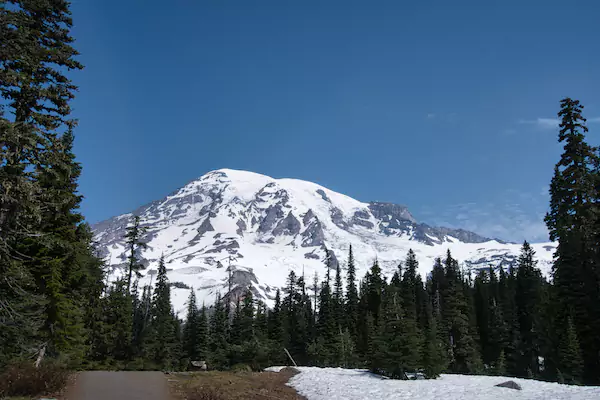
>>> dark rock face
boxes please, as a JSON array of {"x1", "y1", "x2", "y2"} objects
[
  {"x1": 351, "y1": 210, "x2": 374, "y2": 229},
  {"x1": 316, "y1": 189, "x2": 331, "y2": 203},
  {"x1": 304, "y1": 251, "x2": 320, "y2": 260},
  {"x1": 273, "y1": 211, "x2": 301, "y2": 236},
  {"x1": 236, "y1": 219, "x2": 247, "y2": 236},
  {"x1": 330, "y1": 207, "x2": 348, "y2": 229},
  {"x1": 197, "y1": 218, "x2": 215, "y2": 236},
  {"x1": 301, "y1": 215, "x2": 325, "y2": 247},
  {"x1": 302, "y1": 209, "x2": 316, "y2": 225},
  {"x1": 429, "y1": 226, "x2": 490, "y2": 244},
  {"x1": 258, "y1": 205, "x2": 285, "y2": 233},
  {"x1": 368, "y1": 202, "x2": 416, "y2": 224},
  {"x1": 495, "y1": 381, "x2": 522, "y2": 390}
]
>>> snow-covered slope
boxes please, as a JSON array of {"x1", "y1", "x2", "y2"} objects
[
  {"x1": 265, "y1": 367, "x2": 600, "y2": 400},
  {"x1": 92, "y1": 168, "x2": 556, "y2": 313}
]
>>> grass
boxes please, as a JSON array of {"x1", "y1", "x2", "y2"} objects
[{"x1": 168, "y1": 367, "x2": 306, "y2": 400}]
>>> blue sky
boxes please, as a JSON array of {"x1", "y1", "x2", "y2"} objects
[{"x1": 70, "y1": 0, "x2": 600, "y2": 243}]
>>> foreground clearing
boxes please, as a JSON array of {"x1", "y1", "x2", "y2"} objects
[
  {"x1": 167, "y1": 368, "x2": 305, "y2": 400},
  {"x1": 266, "y1": 367, "x2": 600, "y2": 400}
]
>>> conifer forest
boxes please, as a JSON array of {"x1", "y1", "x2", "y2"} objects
[{"x1": 2, "y1": 0, "x2": 600, "y2": 387}]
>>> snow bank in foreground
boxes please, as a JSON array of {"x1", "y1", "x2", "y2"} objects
[{"x1": 266, "y1": 367, "x2": 600, "y2": 400}]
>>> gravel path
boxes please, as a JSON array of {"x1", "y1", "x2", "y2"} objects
[{"x1": 65, "y1": 371, "x2": 171, "y2": 400}]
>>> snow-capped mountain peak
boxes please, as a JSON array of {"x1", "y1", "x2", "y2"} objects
[{"x1": 92, "y1": 169, "x2": 555, "y2": 313}]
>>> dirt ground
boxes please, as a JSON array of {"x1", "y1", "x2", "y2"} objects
[{"x1": 167, "y1": 367, "x2": 306, "y2": 400}]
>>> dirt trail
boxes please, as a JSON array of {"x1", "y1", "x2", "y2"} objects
[{"x1": 65, "y1": 371, "x2": 171, "y2": 400}]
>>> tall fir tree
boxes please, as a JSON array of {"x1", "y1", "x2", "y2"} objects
[
  {"x1": 208, "y1": 293, "x2": 229, "y2": 369},
  {"x1": 0, "y1": 0, "x2": 106, "y2": 367},
  {"x1": 196, "y1": 304, "x2": 209, "y2": 361},
  {"x1": 423, "y1": 300, "x2": 445, "y2": 378},
  {"x1": 557, "y1": 316, "x2": 583, "y2": 384},
  {"x1": 515, "y1": 241, "x2": 543, "y2": 377},
  {"x1": 182, "y1": 289, "x2": 201, "y2": 361},
  {"x1": 124, "y1": 216, "x2": 148, "y2": 293},
  {"x1": 345, "y1": 245, "x2": 359, "y2": 341},
  {"x1": 147, "y1": 255, "x2": 177, "y2": 369},
  {"x1": 545, "y1": 98, "x2": 600, "y2": 384},
  {"x1": 442, "y1": 251, "x2": 481, "y2": 374}
]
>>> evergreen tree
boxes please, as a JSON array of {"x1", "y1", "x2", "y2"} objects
[
  {"x1": 372, "y1": 284, "x2": 422, "y2": 378},
  {"x1": 442, "y1": 251, "x2": 481, "y2": 374},
  {"x1": 147, "y1": 255, "x2": 177, "y2": 369},
  {"x1": 474, "y1": 270, "x2": 492, "y2": 367},
  {"x1": 365, "y1": 259, "x2": 385, "y2": 324},
  {"x1": 333, "y1": 261, "x2": 344, "y2": 332},
  {"x1": 182, "y1": 289, "x2": 201, "y2": 361},
  {"x1": 345, "y1": 245, "x2": 359, "y2": 340},
  {"x1": 0, "y1": 0, "x2": 106, "y2": 367},
  {"x1": 268, "y1": 289, "x2": 284, "y2": 344},
  {"x1": 124, "y1": 216, "x2": 148, "y2": 293},
  {"x1": 316, "y1": 255, "x2": 336, "y2": 365},
  {"x1": 515, "y1": 241, "x2": 543, "y2": 377},
  {"x1": 105, "y1": 279, "x2": 133, "y2": 363},
  {"x1": 558, "y1": 317, "x2": 583, "y2": 384},
  {"x1": 545, "y1": 98, "x2": 600, "y2": 383},
  {"x1": 485, "y1": 267, "x2": 507, "y2": 371},
  {"x1": 423, "y1": 301, "x2": 445, "y2": 378},
  {"x1": 196, "y1": 304, "x2": 209, "y2": 361},
  {"x1": 209, "y1": 294, "x2": 229, "y2": 369}
]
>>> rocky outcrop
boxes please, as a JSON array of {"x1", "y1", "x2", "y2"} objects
[
  {"x1": 258, "y1": 205, "x2": 285, "y2": 233},
  {"x1": 368, "y1": 202, "x2": 416, "y2": 224},
  {"x1": 273, "y1": 211, "x2": 301, "y2": 236},
  {"x1": 301, "y1": 215, "x2": 325, "y2": 247},
  {"x1": 495, "y1": 381, "x2": 521, "y2": 390}
]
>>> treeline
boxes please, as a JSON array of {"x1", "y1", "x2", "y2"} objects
[
  {"x1": 163, "y1": 244, "x2": 578, "y2": 384},
  {"x1": 0, "y1": 0, "x2": 105, "y2": 369}
]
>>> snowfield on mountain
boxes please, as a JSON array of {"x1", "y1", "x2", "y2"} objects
[
  {"x1": 265, "y1": 367, "x2": 600, "y2": 400},
  {"x1": 92, "y1": 168, "x2": 556, "y2": 313}
]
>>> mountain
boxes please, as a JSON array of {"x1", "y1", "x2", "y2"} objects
[{"x1": 92, "y1": 168, "x2": 555, "y2": 313}]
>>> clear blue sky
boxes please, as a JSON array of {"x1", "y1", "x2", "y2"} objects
[{"x1": 70, "y1": 0, "x2": 600, "y2": 242}]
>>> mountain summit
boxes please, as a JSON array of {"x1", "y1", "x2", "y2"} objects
[{"x1": 92, "y1": 168, "x2": 555, "y2": 313}]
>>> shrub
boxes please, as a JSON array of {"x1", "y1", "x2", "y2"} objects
[{"x1": 0, "y1": 361, "x2": 69, "y2": 397}]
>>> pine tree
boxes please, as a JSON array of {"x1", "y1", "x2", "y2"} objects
[
  {"x1": 196, "y1": 304, "x2": 209, "y2": 361},
  {"x1": 182, "y1": 289, "x2": 201, "y2": 361},
  {"x1": 515, "y1": 241, "x2": 543, "y2": 377},
  {"x1": 545, "y1": 98, "x2": 600, "y2": 383},
  {"x1": 147, "y1": 255, "x2": 177, "y2": 369},
  {"x1": 423, "y1": 301, "x2": 445, "y2": 378},
  {"x1": 474, "y1": 270, "x2": 492, "y2": 367},
  {"x1": 345, "y1": 245, "x2": 359, "y2": 341},
  {"x1": 485, "y1": 267, "x2": 507, "y2": 371},
  {"x1": 372, "y1": 284, "x2": 422, "y2": 379},
  {"x1": 124, "y1": 216, "x2": 148, "y2": 293},
  {"x1": 365, "y1": 259, "x2": 385, "y2": 324},
  {"x1": 442, "y1": 251, "x2": 482, "y2": 374},
  {"x1": 105, "y1": 279, "x2": 133, "y2": 363},
  {"x1": 333, "y1": 261, "x2": 344, "y2": 332},
  {"x1": 268, "y1": 289, "x2": 284, "y2": 344},
  {"x1": 317, "y1": 256, "x2": 336, "y2": 365},
  {"x1": 0, "y1": 0, "x2": 106, "y2": 367},
  {"x1": 209, "y1": 294, "x2": 230, "y2": 369}
]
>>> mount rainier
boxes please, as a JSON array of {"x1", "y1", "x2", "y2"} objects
[{"x1": 92, "y1": 169, "x2": 556, "y2": 313}]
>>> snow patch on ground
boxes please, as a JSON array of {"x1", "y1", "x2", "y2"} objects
[{"x1": 267, "y1": 367, "x2": 600, "y2": 400}]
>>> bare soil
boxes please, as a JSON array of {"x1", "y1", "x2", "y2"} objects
[{"x1": 167, "y1": 368, "x2": 306, "y2": 400}]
